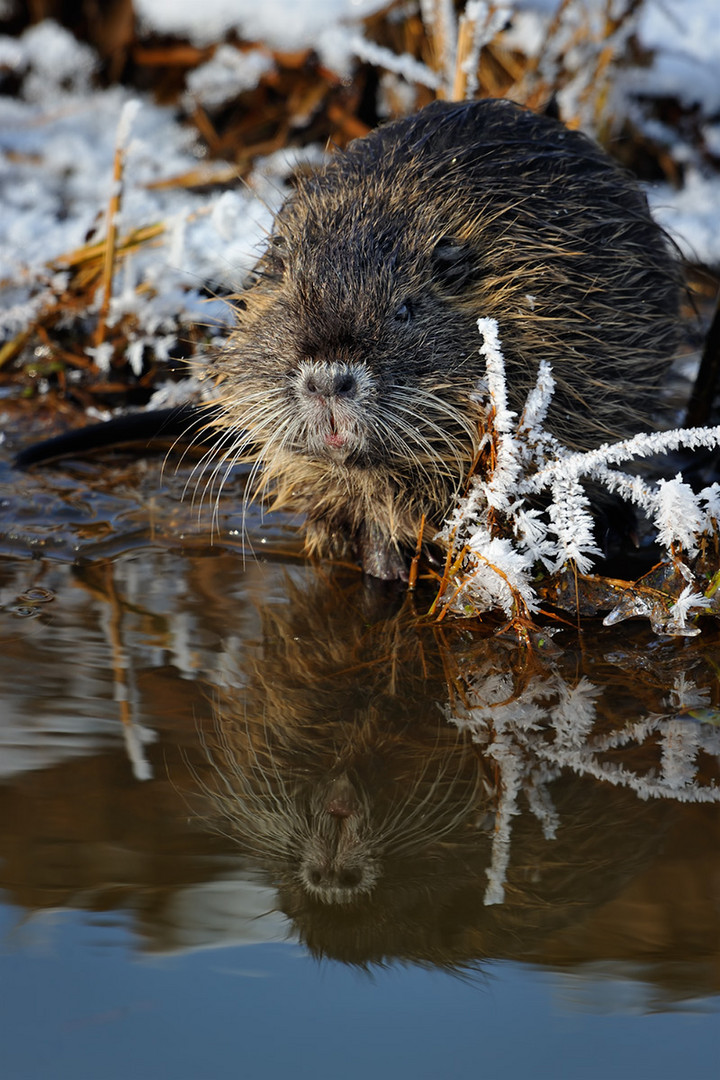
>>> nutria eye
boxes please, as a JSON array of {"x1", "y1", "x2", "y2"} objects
[
  {"x1": 394, "y1": 301, "x2": 413, "y2": 323},
  {"x1": 431, "y1": 236, "x2": 475, "y2": 293}
]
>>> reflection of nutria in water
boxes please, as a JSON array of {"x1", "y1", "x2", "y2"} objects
[
  {"x1": 188, "y1": 578, "x2": 669, "y2": 968},
  {"x1": 208, "y1": 99, "x2": 682, "y2": 578},
  {"x1": 192, "y1": 583, "x2": 486, "y2": 909},
  {"x1": 199, "y1": 699, "x2": 483, "y2": 907}
]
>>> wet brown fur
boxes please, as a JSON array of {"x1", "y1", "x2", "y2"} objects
[{"x1": 205, "y1": 99, "x2": 682, "y2": 578}]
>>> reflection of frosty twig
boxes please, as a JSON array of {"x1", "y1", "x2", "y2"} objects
[
  {"x1": 482, "y1": 728, "x2": 526, "y2": 905},
  {"x1": 451, "y1": 670, "x2": 720, "y2": 905}
]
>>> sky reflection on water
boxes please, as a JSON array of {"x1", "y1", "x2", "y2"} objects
[{"x1": 1, "y1": 904, "x2": 718, "y2": 1080}]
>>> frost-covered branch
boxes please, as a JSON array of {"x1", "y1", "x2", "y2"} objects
[{"x1": 437, "y1": 318, "x2": 720, "y2": 636}]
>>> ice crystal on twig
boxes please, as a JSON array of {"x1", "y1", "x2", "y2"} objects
[
  {"x1": 665, "y1": 584, "x2": 708, "y2": 633},
  {"x1": 546, "y1": 478, "x2": 602, "y2": 574},
  {"x1": 654, "y1": 475, "x2": 713, "y2": 556}
]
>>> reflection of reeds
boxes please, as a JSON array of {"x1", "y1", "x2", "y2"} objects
[
  {"x1": 3, "y1": 556, "x2": 718, "y2": 992},
  {"x1": 451, "y1": 655, "x2": 720, "y2": 906}
]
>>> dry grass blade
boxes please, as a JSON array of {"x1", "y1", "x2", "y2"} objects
[{"x1": 95, "y1": 111, "x2": 129, "y2": 347}]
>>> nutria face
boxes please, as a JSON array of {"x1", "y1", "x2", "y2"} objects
[
  {"x1": 207, "y1": 98, "x2": 682, "y2": 577},
  {"x1": 197, "y1": 723, "x2": 482, "y2": 909},
  {"x1": 216, "y1": 221, "x2": 484, "y2": 478},
  {"x1": 294, "y1": 772, "x2": 381, "y2": 904}
]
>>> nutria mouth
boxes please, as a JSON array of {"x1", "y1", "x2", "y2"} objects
[
  {"x1": 291, "y1": 359, "x2": 378, "y2": 461},
  {"x1": 205, "y1": 98, "x2": 682, "y2": 579}
]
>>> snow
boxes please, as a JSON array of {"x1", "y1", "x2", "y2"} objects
[
  {"x1": 648, "y1": 170, "x2": 720, "y2": 268},
  {"x1": 0, "y1": 24, "x2": 284, "y2": 345},
  {"x1": 184, "y1": 46, "x2": 275, "y2": 109},
  {"x1": 16, "y1": 19, "x2": 98, "y2": 100},
  {"x1": 134, "y1": 0, "x2": 390, "y2": 52},
  {"x1": 635, "y1": 0, "x2": 720, "y2": 113},
  {"x1": 501, "y1": 8, "x2": 546, "y2": 57}
]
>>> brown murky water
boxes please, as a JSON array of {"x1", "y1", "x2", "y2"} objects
[{"x1": 1, "y1": 419, "x2": 719, "y2": 1080}]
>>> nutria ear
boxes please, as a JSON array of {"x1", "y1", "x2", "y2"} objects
[{"x1": 430, "y1": 237, "x2": 475, "y2": 293}]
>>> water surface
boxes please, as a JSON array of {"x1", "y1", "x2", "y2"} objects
[{"x1": 1, "y1": 431, "x2": 719, "y2": 1080}]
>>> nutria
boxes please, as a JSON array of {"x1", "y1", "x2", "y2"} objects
[
  {"x1": 206, "y1": 97, "x2": 681, "y2": 579},
  {"x1": 14, "y1": 99, "x2": 682, "y2": 578}
]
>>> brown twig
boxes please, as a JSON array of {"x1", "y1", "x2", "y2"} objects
[
  {"x1": 408, "y1": 513, "x2": 426, "y2": 591},
  {"x1": 450, "y1": 8, "x2": 477, "y2": 102}
]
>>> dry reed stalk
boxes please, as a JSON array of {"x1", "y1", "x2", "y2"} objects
[
  {"x1": 592, "y1": 0, "x2": 645, "y2": 136},
  {"x1": 421, "y1": 0, "x2": 458, "y2": 98},
  {"x1": 0, "y1": 328, "x2": 32, "y2": 369},
  {"x1": 144, "y1": 164, "x2": 241, "y2": 191},
  {"x1": 94, "y1": 128, "x2": 126, "y2": 347},
  {"x1": 55, "y1": 223, "x2": 165, "y2": 274},
  {"x1": 450, "y1": 8, "x2": 478, "y2": 102}
]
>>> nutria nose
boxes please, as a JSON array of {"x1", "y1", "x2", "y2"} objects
[
  {"x1": 303, "y1": 368, "x2": 357, "y2": 399},
  {"x1": 306, "y1": 865, "x2": 364, "y2": 889}
]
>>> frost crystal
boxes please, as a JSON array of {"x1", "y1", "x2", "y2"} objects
[
  {"x1": 462, "y1": 530, "x2": 538, "y2": 617},
  {"x1": 653, "y1": 475, "x2": 707, "y2": 555},
  {"x1": 701, "y1": 483, "x2": 720, "y2": 522},
  {"x1": 546, "y1": 478, "x2": 602, "y2": 574},
  {"x1": 667, "y1": 585, "x2": 707, "y2": 631},
  {"x1": 518, "y1": 358, "x2": 555, "y2": 435}
]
